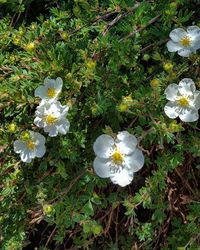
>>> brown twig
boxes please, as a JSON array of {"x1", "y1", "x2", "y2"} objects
[
  {"x1": 174, "y1": 168, "x2": 196, "y2": 197},
  {"x1": 137, "y1": 145, "x2": 150, "y2": 156},
  {"x1": 69, "y1": 10, "x2": 120, "y2": 36},
  {"x1": 102, "y1": 2, "x2": 141, "y2": 36},
  {"x1": 127, "y1": 117, "x2": 138, "y2": 128},
  {"x1": 153, "y1": 212, "x2": 173, "y2": 250},
  {"x1": 115, "y1": 205, "x2": 119, "y2": 245},
  {"x1": 121, "y1": 14, "x2": 162, "y2": 42},
  {"x1": 50, "y1": 170, "x2": 86, "y2": 205},
  {"x1": 137, "y1": 127, "x2": 155, "y2": 144},
  {"x1": 102, "y1": 14, "x2": 123, "y2": 36},
  {"x1": 141, "y1": 38, "x2": 169, "y2": 53},
  {"x1": 104, "y1": 206, "x2": 114, "y2": 235},
  {"x1": 28, "y1": 209, "x2": 44, "y2": 225},
  {"x1": 37, "y1": 168, "x2": 54, "y2": 182},
  {"x1": 45, "y1": 226, "x2": 57, "y2": 247}
]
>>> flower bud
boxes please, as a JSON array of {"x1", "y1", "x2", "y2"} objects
[
  {"x1": 20, "y1": 131, "x2": 30, "y2": 141},
  {"x1": 169, "y1": 2, "x2": 177, "y2": 9},
  {"x1": 18, "y1": 28, "x2": 25, "y2": 36},
  {"x1": 60, "y1": 31, "x2": 69, "y2": 41},
  {"x1": 7, "y1": 123, "x2": 17, "y2": 133},
  {"x1": 169, "y1": 121, "x2": 181, "y2": 133},
  {"x1": 31, "y1": 23, "x2": 37, "y2": 30},
  {"x1": 66, "y1": 72, "x2": 72, "y2": 79},
  {"x1": 13, "y1": 37, "x2": 21, "y2": 45},
  {"x1": 91, "y1": 103, "x2": 99, "y2": 115},
  {"x1": 163, "y1": 62, "x2": 173, "y2": 72},
  {"x1": 24, "y1": 42, "x2": 35, "y2": 52},
  {"x1": 123, "y1": 95, "x2": 133, "y2": 105},
  {"x1": 152, "y1": 52, "x2": 162, "y2": 61},
  {"x1": 86, "y1": 60, "x2": 96, "y2": 70},
  {"x1": 143, "y1": 54, "x2": 150, "y2": 61},
  {"x1": 43, "y1": 204, "x2": 54, "y2": 215},
  {"x1": 147, "y1": 67, "x2": 154, "y2": 74},
  {"x1": 117, "y1": 103, "x2": 129, "y2": 112},
  {"x1": 117, "y1": 95, "x2": 134, "y2": 112},
  {"x1": 150, "y1": 79, "x2": 160, "y2": 88}
]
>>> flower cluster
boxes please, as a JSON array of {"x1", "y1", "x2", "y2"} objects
[
  {"x1": 164, "y1": 26, "x2": 200, "y2": 122},
  {"x1": 34, "y1": 77, "x2": 70, "y2": 137},
  {"x1": 164, "y1": 78, "x2": 200, "y2": 122},
  {"x1": 14, "y1": 77, "x2": 70, "y2": 163}
]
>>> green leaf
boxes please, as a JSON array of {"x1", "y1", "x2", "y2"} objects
[{"x1": 81, "y1": 201, "x2": 94, "y2": 217}]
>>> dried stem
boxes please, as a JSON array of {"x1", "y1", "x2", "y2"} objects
[
  {"x1": 121, "y1": 14, "x2": 162, "y2": 42},
  {"x1": 45, "y1": 226, "x2": 57, "y2": 247}
]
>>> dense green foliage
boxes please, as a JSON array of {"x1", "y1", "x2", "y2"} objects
[{"x1": 0, "y1": 0, "x2": 200, "y2": 249}]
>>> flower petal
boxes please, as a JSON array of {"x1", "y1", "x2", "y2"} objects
[
  {"x1": 192, "y1": 35, "x2": 200, "y2": 50},
  {"x1": 166, "y1": 40, "x2": 183, "y2": 52},
  {"x1": 192, "y1": 91, "x2": 200, "y2": 109},
  {"x1": 31, "y1": 132, "x2": 46, "y2": 145},
  {"x1": 35, "y1": 145, "x2": 46, "y2": 158},
  {"x1": 179, "y1": 108, "x2": 199, "y2": 122},
  {"x1": 93, "y1": 157, "x2": 111, "y2": 178},
  {"x1": 124, "y1": 149, "x2": 144, "y2": 172},
  {"x1": 110, "y1": 168, "x2": 133, "y2": 187},
  {"x1": 44, "y1": 125, "x2": 58, "y2": 137},
  {"x1": 178, "y1": 78, "x2": 196, "y2": 96},
  {"x1": 187, "y1": 26, "x2": 200, "y2": 39},
  {"x1": 169, "y1": 28, "x2": 187, "y2": 42},
  {"x1": 116, "y1": 131, "x2": 137, "y2": 155},
  {"x1": 34, "y1": 117, "x2": 45, "y2": 128},
  {"x1": 55, "y1": 77, "x2": 63, "y2": 92},
  {"x1": 44, "y1": 78, "x2": 56, "y2": 88},
  {"x1": 47, "y1": 102, "x2": 58, "y2": 114},
  {"x1": 93, "y1": 134, "x2": 114, "y2": 158},
  {"x1": 20, "y1": 150, "x2": 32, "y2": 163},
  {"x1": 34, "y1": 86, "x2": 46, "y2": 99},
  {"x1": 193, "y1": 36, "x2": 200, "y2": 52},
  {"x1": 13, "y1": 140, "x2": 26, "y2": 153},
  {"x1": 164, "y1": 101, "x2": 179, "y2": 119},
  {"x1": 59, "y1": 104, "x2": 69, "y2": 116},
  {"x1": 164, "y1": 84, "x2": 179, "y2": 101},
  {"x1": 177, "y1": 48, "x2": 191, "y2": 57},
  {"x1": 57, "y1": 118, "x2": 70, "y2": 134}
]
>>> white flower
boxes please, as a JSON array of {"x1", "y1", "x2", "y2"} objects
[
  {"x1": 167, "y1": 26, "x2": 200, "y2": 57},
  {"x1": 164, "y1": 78, "x2": 200, "y2": 122},
  {"x1": 93, "y1": 131, "x2": 144, "y2": 187},
  {"x1": 14, "y1": 131, "x2": 46, "y2": 163},
  {"x1": 34, "y1": 101, "x2": 70, "y2": 137},
  {"x1": 35, "y1": 77, "x2": 63, "y2": 103}
]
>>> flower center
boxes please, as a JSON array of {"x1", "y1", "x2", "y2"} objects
[
  {"x1": 26, "y1": 140, "x2": 36, "y2": 150},
  {"x1": 47, "y1": 87, "x2": 56, "y2": 98},
  {"x1": 177, "y1": 97, "x2": 189, "y2": 107},
  {"x1": 180, "y1": 36, "x2": 191, "y2": 47},
  {"x1": 111, "y1": 150, "x2": 123, "y2": 165},
  {"x1": 45, "y1": 114, "x2": 57, "y2": 125}
]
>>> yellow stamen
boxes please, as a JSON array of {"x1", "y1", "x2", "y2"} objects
[
  {"x1": 177, "y1": 97, "x2": 189, "y2": 107},
  {"x1": 45, "y1": 114, "x2": 57, "y2": 125},
  {"x1": 47, "y1": 87, "x2": 56, "y2": 98},
  {"x1": 27, "y1": 140, "x2": 35, "y2": 150},
  {"x1": 111, "y1": 150, "x2": 123, "y2": 165},
  {"x1": 180, "y1": 36, "x2": 191, "y2": 47}
]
